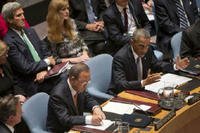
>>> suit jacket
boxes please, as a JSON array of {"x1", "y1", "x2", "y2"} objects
[
  {"x1": 181, "y1": 19, "x2": 200, "y2": 58},
  {"x1": 111, "y1": 44, "x2": 174, "y2": 94},
  {"x1": 0, "y1": 122, "x2": 12, "y2": 133},
  {"x1": 46, "y1": 79, "x2": 99, "y2": 133},
  {"x1": 3, "y1": 28, "x2": 49, "y2": 96},
  {"x1": 154, "y1": 0, "x2": 198, "y2": 59},
  {"x1": 103, "y1": 0, "x2": 151, "y2": 55},
  {"x1": 0, "y1": 62, "x2": 24, "y2": 97},
  {"x1": 69, "y1": 0, "x2": 107, "y2": 41}
]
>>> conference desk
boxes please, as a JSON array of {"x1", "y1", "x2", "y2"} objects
[
  {"x1": 71, "y1": 81, "x2": 200, "y2": 133},
  {"x1": 117, "y1": 86, "x2": 200, "y2": 133}
]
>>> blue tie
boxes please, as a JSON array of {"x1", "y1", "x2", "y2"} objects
[
  {"x1": 84, "y1": 0, "x2": 96, "y2": 23},
  {"x1": 174, "y1": 0, "x2": 190, "y2": 29}
]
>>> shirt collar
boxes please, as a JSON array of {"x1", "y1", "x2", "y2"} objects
[
  {"x1": 11, "y1": 28, "x2": 22, "y2": 36},
  {"x1": 5, "y1": 123, "x2": 14, "y2": 133},
  {"x1": 131, "y1": 45, "x2": 139, "y2": 61},
  {"x1": 67, "y1": 78, "x2": 77, "y2": 97},
  {"x1": 116, "y1": 3, "x2": 129, "y2": 13}
]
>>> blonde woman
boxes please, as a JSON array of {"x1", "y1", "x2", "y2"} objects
[{"x1": 45, "y1": 0, "x2": 89, "y2": 64}]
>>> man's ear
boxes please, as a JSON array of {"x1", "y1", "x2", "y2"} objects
[{"x1": 7, "y1": 18, "x2": 13, "y2": 24}]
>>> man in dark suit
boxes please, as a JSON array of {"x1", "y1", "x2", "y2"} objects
[
  {"x1": 154, "y1": 0, "x2": 198, "y2": 60},
  {"x1": 47, "y1": 63, "x2": 105, "y2": 132},
  {"x1": 181, "y1": 19, "x2": 200, "y2": 58},
  {"x1": 69, "y1": 0, "x2": 107, "y2": 55},
  {"x1": 0, "y1": 95, "x2": 22, "y2": 133},
  {"x1": 47, "y1": 63, "x2": 105, "y2": 133},
  {"x1": 2, "y1": 2, "x2": 57, "y2": 96},
  {"x1": 111, "y1": 29, "x2": 189, "y2": 94},
  {"x1": 103, "y1": 0, "x2": 151, "y2": 55}
]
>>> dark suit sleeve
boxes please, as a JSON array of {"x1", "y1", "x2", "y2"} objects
[
  {"x1": 6, "y1": 38, "x2": 48, "y2": 75},
  {"x1": 112, "y1": 55, "x2": 142, "y2": 92},
  {"x1": 150, "y1": 49, "x2": 174, "y2": 73},
  {"x1": 84, "y1": 91, "x2": 99, "y2": 111},
  {"x1": 49, "y1": 95, "x2": 85, "y2": 129},
  {"x1": 103, "y1": 13, "x2": 131, "y2": 46},
  {"x1": 154, "y1": 0, "x2": 181, "y2": 34}
]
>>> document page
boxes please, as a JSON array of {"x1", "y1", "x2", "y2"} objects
[
  {"x1": 102, "y1": 102, "x2": 151, "y2": 115},
  {"x1": 84, "y1": 119, "x2": 114, "y2": 130},
  {"x1": 145, "y1": 73, "x2": 192, "y2": 93}
]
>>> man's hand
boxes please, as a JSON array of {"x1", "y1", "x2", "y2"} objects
[
  {"x1": 47, "y1": 56, "x2": 56, "y2": 66},
  {"x1": 85, "y1": 21, "x2": 104, "y2": 32},
  {"x1": 91, "y1": 115, "x2": 104, "y2": 126},
  {"x1": 142, "y1": 72, "x2": 161, "y2": 86},
  {"x1": 93, "y1": 107, "x2": 106, "y2": 120},
  {"x1": 175, "y1": 56, "x2": 190, "y2": 70},
  {"x1": 34, "y1": 70, "x2": 47, "y2": 83}
]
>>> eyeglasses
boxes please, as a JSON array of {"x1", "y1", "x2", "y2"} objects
[{"x1": 136, "y1": 43, "x2": 149, "y2": 49}]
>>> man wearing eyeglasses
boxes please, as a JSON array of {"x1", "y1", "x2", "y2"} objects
[
  {"x1": 47, "y1": 63, "x2": 105, "y2": 133},
  {"x1": 111, "y1": 28, "x2": 190, "y2": 94}
]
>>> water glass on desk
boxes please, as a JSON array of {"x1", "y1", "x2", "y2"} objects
[
  {"x1": 113, "y1": 120, "x2": 129, "y2": 133},
  {"x1": 118, "y1": 122, "x2": 130, "y2": 133}
]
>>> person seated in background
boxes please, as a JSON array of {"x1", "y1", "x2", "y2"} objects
[
  {"x1": 0, "y1": 40, "x2": 26, "y2": 103},
  {"x1": 0, "y1": 0, "x2": 29, "y2": 39},
  {"x1": 45, "y1": 0, "x2": 89, "y2": 64},
  {"x1": 103, "y1": 0, "x2": 151, "y2": 55},
  {"x1": 0, "y1": 95, "x2": 22, "y2": 133},
  {"x1": 47, "y1": 63, "x2": 105, "y2": 133},
  {"x1": 111, "y1": 29, "x2": 189, "y2": 94},
  {"x1": 154, "y1": 0, "x2": 198, "y2": 60},
  {"x1": 69, "y1": 0, "x2": 107, "y2": 56},
  {"x1": 2, "y1": 2, "x2": 59, "y2": 96},
  {"x1": 181, "y1": 19, "x2": 200, "y2": 59}
]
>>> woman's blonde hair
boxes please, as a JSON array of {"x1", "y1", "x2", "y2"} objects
[{"x1": 47, "y1": 0, "x2": 77, "y2": 43}]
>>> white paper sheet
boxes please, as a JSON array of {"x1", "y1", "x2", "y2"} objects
[
  {"x1": 145, "y1": 73, "x2": 192, "y2": 93},
  {"x1": 84, "y1": 119, "x2": 114, "y2": 131},
  {"x1": 102, "y1": 102, "x2": 151, "y2": 115}
]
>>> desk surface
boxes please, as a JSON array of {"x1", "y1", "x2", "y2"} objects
[
  {"x1": 71, "y1": 84, "x2": 200, "y2": 133},
  {"x1": 118, "y1": 86, "x2": 200, "y2": 133}
]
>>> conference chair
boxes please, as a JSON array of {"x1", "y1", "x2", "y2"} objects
[
  {"x1": 22, "y1": 92, "x2": 50, "y2": 133},
  {"x1": 171, "y1": 32, "x2": 182, "y2": 59},
  {"x1": 85, "y1": 54, "x2": 114, "y2": 103}
]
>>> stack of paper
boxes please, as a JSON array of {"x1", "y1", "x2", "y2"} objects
[
  {"x1": 102, "y1": 102, "x2": 151, "y2": 115},
  {"x1": 145, "y1": 73, "x2": 192, "y2": 93},
  {"x1": 84, "y1": 119, "x2": 114, "y2": 131}
]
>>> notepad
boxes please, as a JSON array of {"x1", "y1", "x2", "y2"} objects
[
  {"x1": 84, "y1": 119, "x2": 114, "y2": 131},
  {"x1": 102, "y1": 101, "x2": 151, "y2": 115},
  {"x1": 145, "y1": 73, "x2": 192, "y2": 93}
]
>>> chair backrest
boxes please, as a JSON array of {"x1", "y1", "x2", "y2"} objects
[
  {"x1": 85, "y1": 54, "x2": 114, "y2": 101},
  {"x1": 171, "y1": 32, "x2": 182, "y2": 59},
  {"x1": 22, "y1": 92, "x2": 50, "y2": 133}
]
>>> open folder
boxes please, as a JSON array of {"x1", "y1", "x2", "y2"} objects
[{"x1": 45, "y1": 62, "x2": 69, "y2": 79}]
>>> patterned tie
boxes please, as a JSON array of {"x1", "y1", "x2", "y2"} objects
[
  {"x1": 84, "y1": 0, "x2": 96, "y2": 23},
  {"x1": 174, "y1": 0, "x2": 189, "y2": 29},
  {"x1": 136, "y1": 57, "x2": 143, "y2": 81},
  {"x1": 21, "y1": 31, "x2": 41, "y2": 62},
  {"x1": 123, "y1": 8, "x2": 128, "y2": 33}
]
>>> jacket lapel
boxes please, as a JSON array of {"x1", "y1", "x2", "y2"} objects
[{"x1": 65, "y1": 84, "x2": 79, "y2": 115}]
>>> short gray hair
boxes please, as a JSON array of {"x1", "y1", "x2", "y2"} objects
[
  {"x1": 0, "y1": 95, "x2": 19, "y2": 123},
  {"x1": 132, "y1": 29, "x2": 150, "y2": 43},
  {"x1": 1, "y1": 2, "x2": 22, "y2": 22}
]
